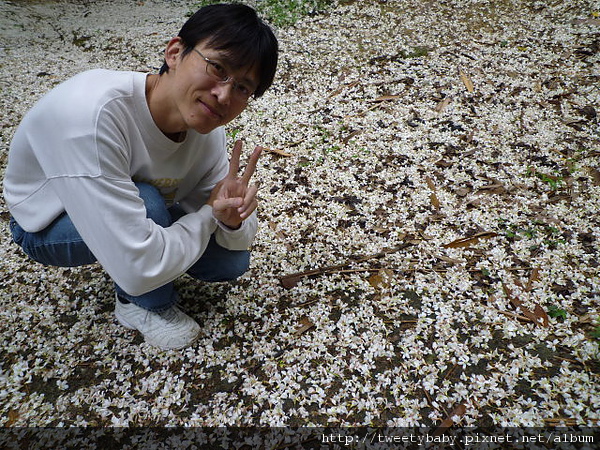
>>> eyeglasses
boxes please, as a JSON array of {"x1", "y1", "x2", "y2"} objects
[{"x1": 191, "y1": 48, "x2": 255, "y2": 102}]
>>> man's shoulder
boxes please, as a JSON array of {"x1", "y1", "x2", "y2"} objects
[
  {"x1": 63, "y1": 69, "x2": 141, "y2": 97},
  {"x1": 24, "y1": 69, "x2": 144, "y2": 131}
]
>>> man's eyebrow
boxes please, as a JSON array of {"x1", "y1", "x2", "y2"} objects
[{"x1": 208, "y1": 51, "x2": 259, "y2": 89}]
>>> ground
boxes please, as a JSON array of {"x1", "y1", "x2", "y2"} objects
[{"x1": 0, "y1": 0, "x2": 599, "y2": 436}]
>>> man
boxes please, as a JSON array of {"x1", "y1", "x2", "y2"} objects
[{"x1": 3, "y1": 4, "x2": 278, "y2": 350}]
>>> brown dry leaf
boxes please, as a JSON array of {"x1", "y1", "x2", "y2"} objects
[
  {"x1": 430, "y1": 193, "x2": 441, "y2": 209},
  {"x1": 280, "y1": 274, "x2": 302, "y2": 289},
  {"x1": 525, "y1": 267, "x2": 541, "y2": 292},
  {"x1": 435, "y1": 159, "x2": 453, "y2": 168},
  {"x1": 342, "y1": 130, "x2": 362, "y2": 145},
  {"x1": 371, "y1": 95, "x2": 402, "y2": 102},
  {"x1": 433, "y1": 404, "x2": 467, "y2": 436},
  {"x1": 466, "y1": 197, "x2": 483, "y2": 208},
  {"x1": 534, "y1": 304, "x2": 550, "y2": 327},
  {"x1": 442, "y1": 232, "x2": 498, "y2": 248},
  {"x1": 294, "y1": 317, "x2": 315, "y2": 336},
  {"x1": 328, "y1": 80, "x2": 360, "y2": 98},
  {"x1": 425, "y1": 176, "x2": 441, "y2": 209},
  {"x1": 6, "y1": 409, "x2": 19, "y2": 426},
  {"x1": 544, "y1": 417, "x2": 578, "y2": 426},
  {"x1": 579, "y1": 313, "x2": 593, "y2": 324},
  {"x1": 368, "y1": 268, "x2": 394, "y2": 290},
  {"x1": 585, "y1": 166, "x2": 600, "y2": 186},
  {"x1": 455, "y1": 187, "x2": 471, "y2": 197},
  {"x1": 503, "y1": 284, "x2": 549, "y2": 327},
  {"x1": 435, "y1": 97, "x2": 452, "y2": 112},
  {"x1": 459, "y1": 69, "x2": 474, "y2": 93},
  {"x1": 478, "y1": 182, "x2": 506, "y2": 195},
  {"x1": 425, "y1": 176, "x2": 437, "y2": 191},
  {"x1": 437, "y1": 254, "x2": 463, "y2": 264},
  {"x1": 264, "y1": 147, "x2": 293, "y2": 157},
  {"x1": 570, "y1": 18, "x2": 600, "y2": 26}
]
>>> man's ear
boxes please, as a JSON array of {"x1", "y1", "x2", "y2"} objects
[{"x1": 164, "y1": 37, "x2": 184, "y2": 70}]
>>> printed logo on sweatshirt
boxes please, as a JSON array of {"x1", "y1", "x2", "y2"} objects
[{"x1": 133, "y1": 176, "x2": 182, "y2": 205}]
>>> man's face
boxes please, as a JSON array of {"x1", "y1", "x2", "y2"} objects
[{"x1": 168, "y1": 39, "x2": 259, "y2": 134}]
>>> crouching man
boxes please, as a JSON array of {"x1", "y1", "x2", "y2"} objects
[{"x1": 3, "y1": 4, "x2": 278, "y2": 350}]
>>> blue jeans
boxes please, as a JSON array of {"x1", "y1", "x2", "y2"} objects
[{"x1": 9, "y1": 183, "x2": 250, "y2": 312}]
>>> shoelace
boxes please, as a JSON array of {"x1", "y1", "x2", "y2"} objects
[{"x1": 158, "y1": 306, "x2": 181, "y2": 324}]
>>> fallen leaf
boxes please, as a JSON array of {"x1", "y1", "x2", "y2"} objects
[
  {"x1": 425, "y1": 176, "x2": 436, "y2": 191},
  {"x1": 544, "y1": 417, "x2": 578, "y2": 426},
  {"x1": 6, "y1": 409, "x2": 19, "y2": 426},
  {"x1": 442, "y1": 232, "x2": 498, "y2": 248},
  {"x1": 371, "y1": 95, "x2": 402, "y2": 102},
  {"x1": 455, "y1": 187, "x2": 471, "y2": 197},
  {"x1": 570, "y1": 18, "x2": 600, "y2": 25},
  {"x1": 294, "y1": 317, "x2": 315, "y2": 336},
  {"x1": 279, "y1": 244, "x2": 413, "y2": 289},
  {"x1": 585, "y1": 166, "x2": 600, "y2": 186},
  {"x1": 342, "y1": 130, "x2": 362, "y2": 145},
  {"x1": 579, "y1": 313, "x2": 593, "y2": 324},
  {"x1": 435, "y1": 159, "x2": 453, "y2": 168},
  {"x1": 534, "y1": 304, "x2": 550, "y2": 327},
  {"x1": 280, "y1": 274, "x2": 302, "y2": 289},
  {"x1": 433, "y1": 404, "x2": 467, "y2": 436},
  {"x1": 525, "y1": 267, "x2": 540, "y2": 292},
  {"x1": 435, "y1": 97, "x2": 452, "y2": 112},
  {"x1": 459, "y1": 69, "x2": 474, "y2": 92},
  {"x1": 436, "y1": 255, "x2": 463, "y2": 264},
  {"x1": 503, "y1": 284, "x2": 549, "y2": 327},
  {"x1": 328, "y1": 80, "x2": 360, "y2": 98},
  {"x1": 264, "y1": 147, "x2": 293, "y2": 157},
  {"x1": 368, "y1": 268, "x2": 394, "y2": 290},
  {"x1": 478, "y1": 181, "x2": 506, "y2": 194},
  {"x1": 430, "y1": 193, "x2": 441, "y2": 209}
]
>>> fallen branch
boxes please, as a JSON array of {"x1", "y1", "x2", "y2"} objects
[{"x1": 279, "y1": 243, "x2": 412, "y2": 288}]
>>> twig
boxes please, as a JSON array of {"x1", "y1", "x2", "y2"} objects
[
  {"x1": 492, "y1": 308, "x2": 531, "y2": 322},
  {"x1": 279, "y1": 243, "x2": 412, "y2": 288}
]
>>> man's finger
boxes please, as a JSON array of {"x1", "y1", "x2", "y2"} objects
[
  {"x1": 241, "y1": 146, "x2": 262, "y2": 184},
  {"x1": 239, "y1": 198, "x2": 258, "y2": 220},
  {"x1": 213, "y1": 197, "x2": 243, "y2": 212},
  {"x1": 228, "y1": 140, "x2": 243, "y2": 178},
  {"x1": 238, "y1": 184, "x2": 258, "y2": 213}
]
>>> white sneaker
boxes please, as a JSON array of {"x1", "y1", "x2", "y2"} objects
[{"x1": 114, "y1": 295, "x2": 200, "y2": 350}]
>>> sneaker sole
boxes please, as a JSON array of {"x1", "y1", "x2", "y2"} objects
[
  {"x1": 115, "y1": 312, "x2": 137, "y2": 330},
  {"x1": 115, "y1": 308, "x2": 200, "y2": 350}
]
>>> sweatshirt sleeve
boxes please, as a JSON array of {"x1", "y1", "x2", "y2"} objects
[
  {"x1": 25, "y1": 97, "x2": 221, "y2": 296},
  {"x1": 48, "y1": 175, "x2": 220, "y2": 297}
]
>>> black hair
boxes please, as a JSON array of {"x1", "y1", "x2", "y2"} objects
[{"x1": 159, "y1": 3, "x2": 278, "y2": 98}]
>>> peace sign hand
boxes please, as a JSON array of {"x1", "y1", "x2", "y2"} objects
[{"x1": 208, "y1": 140, "x2": 262, "y2": 230}]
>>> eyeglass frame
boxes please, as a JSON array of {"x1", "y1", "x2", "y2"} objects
[{"x1": 191, "y1": 48, "x2": 257, "y2": 102}]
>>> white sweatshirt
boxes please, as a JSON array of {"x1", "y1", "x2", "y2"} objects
[{"x1": 4, "y1": 69, "x2": 257, "y2": 296}]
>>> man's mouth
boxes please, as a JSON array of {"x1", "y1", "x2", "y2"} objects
[{"x1": 199, "y1": 100, "x2": 223, "y2": 119}]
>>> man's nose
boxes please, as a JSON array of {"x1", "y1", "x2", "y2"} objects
[{"x1": 212, "y1": 80, "x2": 234, "y2": 104}]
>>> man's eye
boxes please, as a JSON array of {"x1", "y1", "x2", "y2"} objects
[
  {"x1": 236, "y1": 84, "x2": 252, "y2": 96},
  {"x1": 209, "y1": 61, "x2": 227, "y2": 79}
]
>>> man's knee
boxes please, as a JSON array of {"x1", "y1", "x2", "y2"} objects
[
  {"x1": 187, "y1": 242, "x2": 251, "y2": 282},
  {"x1": 135, "y1": 182, "x2": 171, "y2": 228},
  {"x1": 225, "y1": 251, "x2": 251, "y2": 280},
  {"x1": 204, "y1": 250, "x2": 250, "y2": 282}
]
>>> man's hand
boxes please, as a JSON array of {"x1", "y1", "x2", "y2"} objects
[{"x1": 208, "y1": 140, "x2": 262, "y2": 229}]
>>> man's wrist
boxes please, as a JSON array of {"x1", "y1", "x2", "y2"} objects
[{"x1": 218, "y1": 220, "x2": 242, "y2": 231}]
